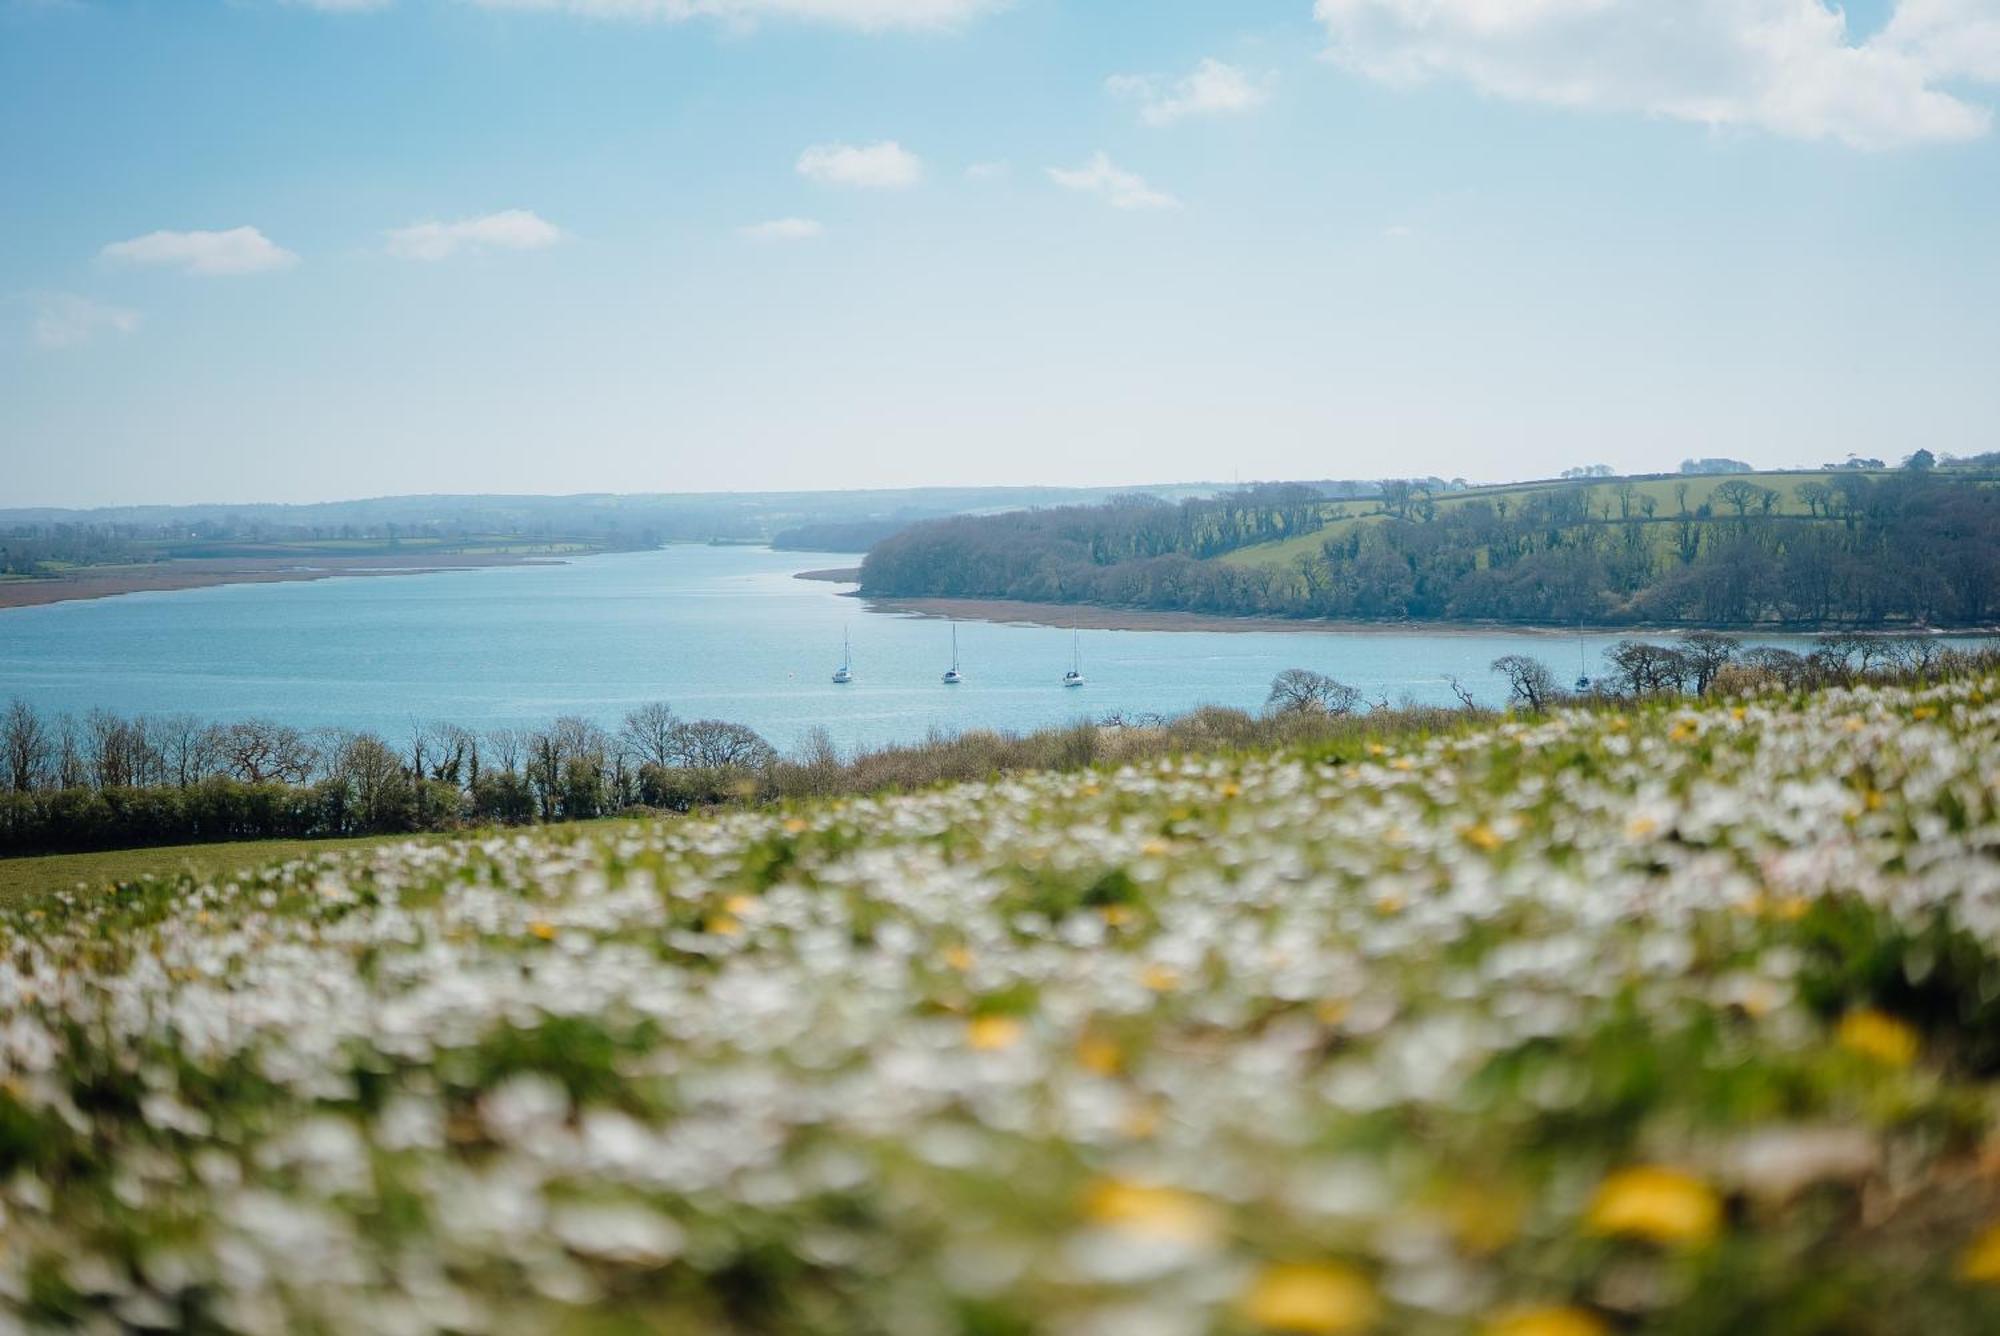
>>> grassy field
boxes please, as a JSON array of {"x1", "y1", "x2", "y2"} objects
[
  {"x1": 1218, "y1": 470, "x2": 1868, "y2": 571},
  {"x1": 5, "y1": 678, "x2": 2000, "y2": 1331},
  {"x1": 0, "y1": 818, "x2": 638, "y2": 910}
]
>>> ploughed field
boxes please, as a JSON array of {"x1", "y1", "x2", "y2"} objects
[{"x1": 5, "y1": 682, "x2": 2000, "y2": 1332}]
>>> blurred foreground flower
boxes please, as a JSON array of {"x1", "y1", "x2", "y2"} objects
[
  {"x1": 1836, "y1": 1009, "x2": 1919, "y2": 1067},
  {"x1": 1239, "y1": 1262, "x2": 1377, "y2": 1334},
  {"x1": 1585, "y1": 1166, "x2": 1721, "y2": 1246}
]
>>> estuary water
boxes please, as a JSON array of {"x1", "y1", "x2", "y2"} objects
[{"x1": 0, "y1": 545, "x2": 1867, "y2": 753}]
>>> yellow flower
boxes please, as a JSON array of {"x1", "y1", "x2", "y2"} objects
[
  {"x1": 1462, "y1": 824, "x2": 1504, "y2": 852},
  {"x1": 1075, "y1": 1032, "x2": 1122, "y2": 1075},
  {"x1": 1912, "y1": 705, "x2": 1938, "y2": 721},
  {"x1": 1585, "y1": 1166, "x2": 1722, "y2": 1246},
  {"x1": 1083, "y1": 1178, "x2": 1218, "y2": 1247},
  {"x1": 1220, "y1": 781, "x2": 1242, "y2": 797},
  {"x1": 967, "y1": 1015, "x2": 1023, "y2": 1051},
  {"x1": 705, "y1": 914, "x2": 743, "y2": 938},
  {"x1": 942, "y1": 944, "x2": 975, "y2": 972},
  {"x1": 782, "y1": 816, "x2": 808, "y2": 833},
  {"x1": 1957, "y1": 1222, "x2": 2000, "y2": 1284},
  {"x1": 1481, "y1": 1306, "x2": 1607, "y2": 1336},
  {"x1": 1625, "y1": 816, "x2": 1658, "y2": 838},
  {"x1": 1837, "y1": 1009, "x2": 1919, "y2": 1067},
  {"x1": 1844, "y1": 717, "x2": 1866, "y2": 733},
  {"x1": 528, "y1": 920, "x2": 557, "y2": 941},
  {"x1": 723, "y1": 893, "x2": 756, "y2": 916},
  {"x1": 1669, "y1": 721, "x2": 1698, "y2": 743},
  {"x1": 1100, "y1": 904, "x2": 1137, "y2": 928},
  {"x1": 1141, "y1": 839, "x2": 1171, "y2": 857},
  {"x1": 1142, "y1": 963, "x2": 1182, "y2": 992},
  {"x1": 1239, "y1": 1262, "x2": 1377, "y2": 1334}
]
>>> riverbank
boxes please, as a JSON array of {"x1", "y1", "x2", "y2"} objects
[
  {"x1": 0, "y1": 552, "x2": 573, "y2": 612},
  {"x1": 855, "y1": 592, "x2": 2000, "y2": 639},
  {"x1": 857, "y1": 593, "x2": 1594, "y2": 637}
]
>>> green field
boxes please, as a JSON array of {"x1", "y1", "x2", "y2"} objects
[
  {"x1": 1218, "y1": 470, "x2": 1872, "y2": 571},
  {"x1": 0, "y1": 818, "x2": 639, "y2": 910},
  {"x1": 5, "y1": 677, "x2": 1999, "y2": 1330}
]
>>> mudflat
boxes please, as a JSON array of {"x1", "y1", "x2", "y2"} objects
[{"x1": 0, "y1": 553, "x2": 561, "y2": 611}]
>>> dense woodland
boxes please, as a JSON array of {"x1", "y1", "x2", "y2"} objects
[{"x1": 862, "y1": 469, "x2": 2000, "y2": 627}]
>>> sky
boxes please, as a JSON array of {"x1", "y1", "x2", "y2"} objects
[{"x1": 2, "y1": 0, "x2": 1998, "y2": 508}]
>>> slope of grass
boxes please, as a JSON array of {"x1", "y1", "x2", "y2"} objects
[
  {"x1": 0, "y1": 819, "x2": 638, "y2": 910},
  {"x1": 1218, "y1": 470, "x2": 1866, "y2": 571},
  {"x1": 4, "y1": 681, "x2": 2000, "y2": 1331}
]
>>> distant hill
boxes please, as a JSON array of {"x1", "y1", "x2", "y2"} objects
[{"x1": 861, "y1": 468, "x2": 2000, "y2": 628}]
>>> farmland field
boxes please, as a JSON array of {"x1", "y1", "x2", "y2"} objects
[
  {"x1": 4, "y1": 679, "x2": 2000, "y2": 1331},
  {"x1": 1217, "y1": 471, "x2": 1878, "y2": 572}
]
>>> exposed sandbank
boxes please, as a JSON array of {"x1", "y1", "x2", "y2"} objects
[{"x1": 0, "y1": 553, "x2": 562, "y2": 612}]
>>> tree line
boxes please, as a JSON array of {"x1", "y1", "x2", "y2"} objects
[
  {"x1": 0, "y1": 701, "x2": 780, "y2": 855},
  {"x1": 862, "y1": 471, "x2": 2000, "y2": 628}
]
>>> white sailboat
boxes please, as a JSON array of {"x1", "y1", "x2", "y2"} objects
[
  {"x1": 832, "y1": 627, "x2": 853, "y2": 684},
  {"x1": 942, "y1": 624, "x2": 964, "y2": 685},
  {"x1": 1063, "y1": 631, "x2": 1085, "y2": 687}
]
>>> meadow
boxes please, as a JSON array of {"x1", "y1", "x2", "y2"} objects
[{"x1": 4, "y1": 674, "x2": 1999, "y2": 1332}]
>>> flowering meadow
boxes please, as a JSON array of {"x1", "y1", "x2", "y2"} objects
[{"x1": 5, "y1": 680, "x2": 2000, "y2": 1334}]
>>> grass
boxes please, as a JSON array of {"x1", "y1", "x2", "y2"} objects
[
  {"x1": 0, "y1": 818, "x2": 637, "y2": 910},
  {"x1": 5, "y1": 676, "x2": 2000, "y2": 1330},
  {"x1": 1217, "y1": 469, "x2": 1890, "y2": 571}
]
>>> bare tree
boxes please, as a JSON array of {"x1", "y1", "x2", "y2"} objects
[
  {"x1": 1607, "y1": 641, "x2": 1695, "y2": 696},
  {"x1": 213, "y1": 720, "x2": 318, "y2": 784},
  {"x1": 667, "y1": 719, "x2": 778, "y2": 770},
  {"x1": 1265, "y1": 669, "x2": 1362, "y2": 717},
  {"x1": 1677, "y1": 631, "x2": 1741, "y2": 695},
  {"x1": 618, "y1": 702, "x2": 680, "y2": 769},
  {"x1": 3, "y1": 698, "x2": 49, "y2": 793},
  {"x1": 1490, "y1": 655, "x2": 1558, "y2": 712},
  {"x1": 155, "y1": 714, "x2": 218, "y2": 787}
]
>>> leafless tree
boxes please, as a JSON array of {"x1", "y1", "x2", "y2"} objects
[
  {"x1": 1265, "y1": 669, "x2": 1362, "y2": 717},
  {"x1": 3, "y1": 698, "x2": 49, "y2": 792},
  {"x1": 213, "y1": 719, "x2": 317, "y2": 784},
  {"x1": 1490, "y1": 655, "x2": 1558, "y2": 712},
  {"x1": 1677, "y1": 631, "x2": 1741, "y2": 695},
  {"x1": 667, "y1": 719, "x2": 777, "y2": 770},
  {"x1": 618, "y1": 702, "x2": 680, "y2": 769}
]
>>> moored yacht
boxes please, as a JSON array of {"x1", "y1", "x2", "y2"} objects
[
  {"x1": 832, "y1": 628, "x2": 854, "y2": 684},
  {"x1": 1063, "y1": 631, "x2": 1085, "y2": 687},
  {"x1": 942, "y1": 624, "x2": 964, "y2": 685}
]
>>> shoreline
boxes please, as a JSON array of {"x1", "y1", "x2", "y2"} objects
[
  {"x1": 847, "y1": 591, "x2": 2000, "y2": 640},
  {"x1": 0, "y1": 553, "x2": 571, "y2": 612}
]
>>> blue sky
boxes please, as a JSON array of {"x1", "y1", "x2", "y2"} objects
[{"x1": 3, "y1": 0, "x2": 1997, "y2": 507}]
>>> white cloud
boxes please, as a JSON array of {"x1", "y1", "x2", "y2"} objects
[
  {"x1": 796, "y1": 140, "x2": 923, "y2": 188},
  {"x1": 739, "y1": 217, "x2": 825, "y2": 241},
  {"x1": 384, "y1": 209, "x2": 564, "y2": 261},
  {"x1": 33, "y1": 295, "x2": 140, "y2": 349},
  {"x1": 1314, "y1": 0, "x2": 2000, "y2": 149},
  {"x1": 460, "y1": 0, "x2": 1002, "y2": 30},
  {"x1": 100, "y1": 226, "x2": 298, "y2": 276},
  {"x1": 1046, "y1": 152, "x2": 1180, "y2": 210},
  {"x1": 1108, "y1": 58, "x2": 1274, "y2": 127}
]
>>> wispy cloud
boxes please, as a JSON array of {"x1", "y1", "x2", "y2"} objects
[
  {"x1": 100, "y1": 227, "x2": 298, "y2": 276},
  {"x1": 384, "y1": 209, "x2": 564, "y2": 261},
  {"x1": 739, "y1": 217, "x2": 824, "y2": 242},
  {"x1": 1046, "y1": 153, "x2": 1180, "y2": 210},
  {"x1": 1107, "y1": 58, "x2": 1274, "y2": 127},
  {"x1": 33, "y1": 294, "x2": 141, "y2": 349},
  {"x1": 458, "y1": 0, "x2": 1004, "y2": 31},
  {"x1": 796, "y1": 140, "x2": 923, "y2": 189},
  {"x1": 1315, "y1": 0, "x2": 2000, "y2": 149}
]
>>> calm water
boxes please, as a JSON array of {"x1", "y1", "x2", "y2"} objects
[{"x1": 0, "y1": 545, "x2": 1880, "y2": 753}]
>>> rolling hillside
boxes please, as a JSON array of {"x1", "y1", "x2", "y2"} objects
[{"x1": 6, "y1": 676, "x2": 2000, "y2": 1330}]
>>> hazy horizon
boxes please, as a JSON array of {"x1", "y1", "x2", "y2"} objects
[{"x1": 6, "y1": 0, "x2": 1998, "y2": 508}]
